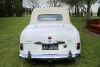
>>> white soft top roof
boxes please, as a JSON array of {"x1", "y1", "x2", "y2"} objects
[{"x1": 30, "y1": 7, "x2": 71, "y2": 24}]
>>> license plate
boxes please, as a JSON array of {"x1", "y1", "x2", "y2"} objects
[{"x1": 42, "y1": 44, "x2": 58, "y2": 50}]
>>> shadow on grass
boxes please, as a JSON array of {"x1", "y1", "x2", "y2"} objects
[{"x1": 23, "y1": 59, "x2": 76, "y2": 67}]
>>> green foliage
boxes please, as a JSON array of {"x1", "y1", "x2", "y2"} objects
[
  {"x1": 0, "y1": 0, "x2": 15, "y2": 17},
  {"x1": 15, "y1": 0, "x2": 24, "y2": 17},
  {"x1": 85, "y1": 0, "x2": 97, "y2": 5},
  {"x1": 0, "y1": 0, "x2": 23, "y2": 17},
  {"x1": 5, "y1": 0, "x2": 15, "y2": 17},
  {"x1": 15, "y1": 7, "x2": 24, "y2": 17},
  {"x1": 0, "y1": 7, "x2": 6, "y2": 17},
  {"x1": 61, "y1": 0, "x2": 97, "y2": 17},
  {"x1": 97, "y1": 6, "x2": 100, "y2": 17}
]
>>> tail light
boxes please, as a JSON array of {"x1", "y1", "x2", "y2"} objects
[
  {"x1": 77, "y1": 43, "x2": 80, "y2": 50},
  {"x1": 20, "y1": 43, "x2": 23, "y2": 50}
]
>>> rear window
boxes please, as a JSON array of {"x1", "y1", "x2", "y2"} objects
[{"x1": 38, "y1": 14, "x2": 63, "y2": 21}]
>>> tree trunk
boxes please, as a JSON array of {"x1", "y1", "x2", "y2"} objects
[
  {"x1": 50, "y1": 0, "x2": 53, "y2": 7},
  {"x1": 87, "y1": 1, "x2": 91, "y2": 20},
  {"x1": 76, "y1": 4, "x2": 79, "y2": 16},
  {"x1": 86, "y1": 0, "x2": 91, "y2": 28},
  {"x1": 69, "y1": 7, "x2": 71, "y2": 16},
  {"x1": 75, "y1": 6, "x2": 77, "y2": 16},
  {"x1": 54, "y1": 0, "x2": 57, "y2": 7}
]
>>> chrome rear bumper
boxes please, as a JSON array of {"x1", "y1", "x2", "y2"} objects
[
  {"x1": 19, "y1": 53, "x2": 81, "y2": 59},
  {"x1": 19, "y1": 54, "x2": 69, "y2": 59}
]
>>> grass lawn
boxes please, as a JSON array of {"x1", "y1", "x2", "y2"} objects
[{"x1": 0, "y1": 16, "x2": 100, "y2": 67}]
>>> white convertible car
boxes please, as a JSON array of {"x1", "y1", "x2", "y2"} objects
[{"x1": 19, "y1": 7, "x2": 81, "y2": 60}]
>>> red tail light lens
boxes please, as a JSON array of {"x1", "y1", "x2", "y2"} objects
[
  {"x1": 77, "y1": 43, "x2": 80, "y2": 50},
  {"x1": 20, "y1": 43, "x2": 23, "y2": 47},
  {"x1": 20, "y1": 43, "x2": 23, "y2": 50},
  {"x1": 77, "y1": 43, "x2": 80, "y2": 46}
]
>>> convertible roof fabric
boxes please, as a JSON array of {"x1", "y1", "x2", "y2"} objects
[{"x1": 30, "y1": 7, "x2": 71, "y2": 24}]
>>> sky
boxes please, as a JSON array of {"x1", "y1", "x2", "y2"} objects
[{"x1": 92, "y1": 3, "x2": 99, "y2": 12}]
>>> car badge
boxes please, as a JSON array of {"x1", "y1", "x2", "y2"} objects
[{"x1": 48, "y1": 36, "x2": 52, "y2": 39}]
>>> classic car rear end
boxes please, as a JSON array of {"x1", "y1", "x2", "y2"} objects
[{"x1": 19, "y1": 7, "x2": 81, "y2": 60}]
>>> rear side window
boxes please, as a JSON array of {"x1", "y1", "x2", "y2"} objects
[{"x1": 38, "y1": 14, "x2": 63, "y2": 21}]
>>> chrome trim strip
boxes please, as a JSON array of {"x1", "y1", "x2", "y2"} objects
[
  {"x1": 19, "y1": 53, "x2": 80, "y2": 59},
  {"x1": 31, "y1": 54, "x2": 69, "y2": 58},
  {"x1": 19, "y1": 54, "x2": 69, "y2": 58}
]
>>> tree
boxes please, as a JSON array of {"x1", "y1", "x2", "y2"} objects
[
  {"x1": 25, "y1": 0, "x2": 42, "y2": 8},
  {"x1": 81, "y1": 9, "x2": 83, "y2": 16},
  {"x1": 91, "y1": 10, "x2": 93, "y2": 16},
  {"x1": 97, "y1": 6, "x2": 100, "y2": 17},
  {"x1": 15, "y1": 0, "x2": 24, "y2": 17},
  {"x1": 0, "y1": 0, "x2": 24, "y2": 17},
  {"x1": 60, "y1": 0, "x2": 85, "y2": 16},
  {"x1": 53, "y1": 0, "x2": 57, "y2": 7},
  {"x1": 60, "y1": 0, "x2": 97, "y2": 17},
  {"x1": 0, "y1": 0, "x2": 4, "y2": 17},
  {"x1": 5, "y1": 0, "x2": 15, "y2": 17},
  {"x1": 84, "y1": 0, "x2": 97, "y2": 27},
  {"x1": 0, "y1": 0, "x2": 15, "y2": 17},
  {"x1": 60, "y1": 0, "x2": 97, "y2": 28},
  {"x1": 24, "y1": 0, "x2": 60, "y2": 8}
]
